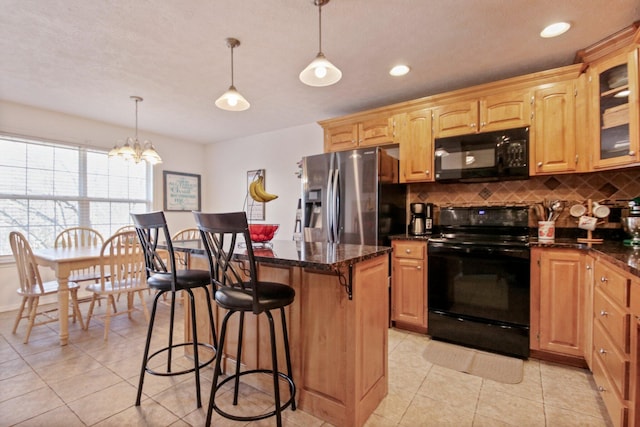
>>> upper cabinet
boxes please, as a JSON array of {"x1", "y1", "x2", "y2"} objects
[
  {"x1": 395, "y1": 107, "x2": 434, "y2": 183},
  {"x1": 588, "y1": 48, "x2": 640, "y2": 169},
  {"x1": 531, "y1": 78, "x2": 581, "y2": 175},
  {"x1": 323, "y1": 116, "x2": 396, "y2": 152},
  {"x1": 433, "y1": 89, "x2": 533, "y2": 138}
]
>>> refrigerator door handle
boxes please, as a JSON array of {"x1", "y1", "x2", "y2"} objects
[
  {"x1": 332, "y1": 168, "x2": 340, "y2": 243},
  {"x1": 326, "y1": 169, "x2": 334, "y2": 243}
]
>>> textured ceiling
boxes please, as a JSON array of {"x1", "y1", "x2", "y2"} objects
[{"x1": 1, "y1": 0, "x2": 639, "y2": 144}]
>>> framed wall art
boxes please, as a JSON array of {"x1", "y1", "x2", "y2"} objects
[{"x1": 163, "y1": 171, "x2": 201, "y2": 212}]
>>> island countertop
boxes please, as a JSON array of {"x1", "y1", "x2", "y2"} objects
[{"x1": 173, "y1": 239, "x2": 392, "y2": 271}]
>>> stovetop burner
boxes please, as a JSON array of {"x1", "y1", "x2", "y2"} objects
[{"x1": 433, "y1": 205, "x2": 530, "y2": 247}]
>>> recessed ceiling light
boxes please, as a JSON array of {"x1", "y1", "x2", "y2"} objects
[
  {"x1": 390, "y1": 65, "x2": 410, "y2": 76},
  {"x1": 540, "y1": 22, "x2": 571, "y2": 38}
]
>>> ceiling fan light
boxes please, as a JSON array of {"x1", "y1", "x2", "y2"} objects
[
  {"x1": 215, "y1": 85, "x2": 250, "y2": 111},
  {"x1": 300, "y1": 52, "x2": 342, "y2": 87}
]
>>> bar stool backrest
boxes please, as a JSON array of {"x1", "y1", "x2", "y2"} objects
[
  {"x1": 193, "y1": 211, "x2": 261, "y2": 314},
  {"x1": 130, "y1": 211, "x2": 178, "y2": 291}
]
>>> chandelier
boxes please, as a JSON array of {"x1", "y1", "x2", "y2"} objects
[{"x1": 109, "y1": 96, "x2": 162, "y2": 164}]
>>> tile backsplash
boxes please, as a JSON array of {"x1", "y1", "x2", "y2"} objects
[{"x1": 409, "y1": 167, "x2": 640, "y2": 229}]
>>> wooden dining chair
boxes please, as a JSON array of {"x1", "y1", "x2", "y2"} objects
[
  {"x1": 114, "y1": 225, "x2": 136, "y2": 234},
  {"x1": 171, "y1": 228, "x2": 200, "y2": 269},
  {"x1": 55, "y1": 226, "x2": 107, "y2": 315},
  {"x1": 84, "y1": 230, "x2": 150, "y2": 340},
  {"x1": 9, "y1": 231, "x2": 85, "y2": 343}
]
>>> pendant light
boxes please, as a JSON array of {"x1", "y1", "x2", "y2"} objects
[
  {"x1": 299, "y1": 0, "x2": 342, "y2": 87},
  {"x1": 215, "y1": 37, "x2": 250, "y2": 111},
  {"x1": 108, "y1": 96, "x2": 162, "y2": 165}
]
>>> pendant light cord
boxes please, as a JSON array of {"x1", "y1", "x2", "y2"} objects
[
  {"x1": 134, "y1": 98, "x2": 139, "y2": 141},
  {"x1": 318, "y1": 3, "x2": 323, "y2": 54},
  {"x1": 230, "y1": 45, "x2": 235, "y2": 87}
]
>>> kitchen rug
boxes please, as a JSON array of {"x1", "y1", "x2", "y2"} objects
[{"x1": 423, "y1": 340, "x2": 523, "y2": 384}]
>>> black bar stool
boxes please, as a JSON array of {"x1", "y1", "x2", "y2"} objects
[
  {"x1": 193, "y1": 211, "x2": 296, "y2": 427},
  {"x1": 131, "y1": 211, "x2": 216, "y2": 408}
]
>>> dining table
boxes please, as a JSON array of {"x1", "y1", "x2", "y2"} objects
[{"x1": 32, "y1": 246, "x2": 104, "y2": 346}]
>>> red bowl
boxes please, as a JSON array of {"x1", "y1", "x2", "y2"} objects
[{"x1": 248, "y1": 224, "x2": 279, "y2": 243}]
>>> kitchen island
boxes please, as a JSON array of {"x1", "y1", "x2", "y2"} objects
[{"x1": 180, "y1": 239, "x2": 392, "y2": 427}]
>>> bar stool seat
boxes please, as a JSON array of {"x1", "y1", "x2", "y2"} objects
[
  {"x1": 194, "y1": 211, "x2": 296, "y2": 427},
  {"x1": 131, "y1": 211, "x2": 217, "y2": 409}
]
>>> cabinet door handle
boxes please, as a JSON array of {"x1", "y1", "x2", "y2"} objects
[
  {"x1": 425, "y1": 170, "x2": 430, "y2": 175},
  {"x1": 416, "y1": 266, "x2": 422, "y2": 270},
  {"x1": 598, "y1": 385, "x2": 606, "y2": 393},
  {"x1": 469, "y1": 123, "x2": 476, "y2": 128},
  {"x1": 537, "y1": 162, "x2": 543, "y2": 167},
  {"x1": 600, "y1": 310, "x2": 608, "y2": 317},
  {"x1": 600, "y1": 276, "x2": 608, "y2": 283},
  {"x1": 629, "y1": 151, "x2": 636, "y2": 156},
  {"x1": 599, "y1": 348, "x2": 607, "y2": 355},
  {"x1": 586, "y1": 265, "x2": 591, "y2": 270}
]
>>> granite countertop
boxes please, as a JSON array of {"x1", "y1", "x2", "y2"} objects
[
  {"x1": 172, "y1": 239, "x2": 392, "y2": 271},
  {"x1": 390, "y1": 234, "x2": 640, "y2": 279}
]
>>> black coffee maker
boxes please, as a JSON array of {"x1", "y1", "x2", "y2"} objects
[{"x1": 409, "y1": 203, "x2": 433, "y2": 235}]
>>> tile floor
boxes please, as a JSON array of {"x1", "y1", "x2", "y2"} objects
[{"x1": 0, "y1": 298, "x2": 613, "y2": 426}]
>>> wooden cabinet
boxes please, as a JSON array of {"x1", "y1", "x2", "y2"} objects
[
  {"x1": 396, "y1": 108, "x2": 434, "y2": 182},
  {"x1": 433, "y1": 88, "x2": 532, "y2": 138},
  {"x1": 585, "y1": 255, "x2": 595, "y2": 368},
  {"x1": 530, "y1": 248, "x2": 585, "y2": 358},
  {"x1": 324, "y1": 116, "x2": 396, "y2": 152},
  {"x1": 630, "y1": 279, "x2": 640, "y2": 427},
  {"x1": 592, "y1": 257, "x2": 632, "y2": 426},
  {"x1": 531, "y1": 79, "x2": 581, "y2": 174},
  {"x1": 588, "y1": 48, "x2": 640, "y2": 170},
  {"x1": 391, "y1": 240, "x2": 427, "y2": 332}
]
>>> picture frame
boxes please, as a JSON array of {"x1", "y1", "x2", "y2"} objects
[
  {"x1": 246, "y1": 169, "x2": 265, "y2": 221},
  {"x1": 163, "y1": 171, "x2": 201, "y2": 212}
]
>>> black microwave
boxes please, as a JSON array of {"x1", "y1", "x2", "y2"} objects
[{"x1": 434, "y1": 127, "x2": 529, "y2": 183}]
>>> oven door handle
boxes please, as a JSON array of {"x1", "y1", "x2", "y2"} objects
[{"x1": 428, "y1": 243, "x2": 529, "y2": 258}]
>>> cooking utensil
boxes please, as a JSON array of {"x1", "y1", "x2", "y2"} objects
[{"x1": 548, "y1": 200, "x2": 563, "y2": 221}]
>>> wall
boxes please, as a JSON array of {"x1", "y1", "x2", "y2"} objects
[
  {"x1": 0, "y1": 101, "x2": 208, "y2": 311},
  {"x1": 203, "y1": 123, "x2": 324, "y2": 240}
]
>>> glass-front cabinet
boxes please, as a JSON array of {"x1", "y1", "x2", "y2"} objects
[{"x1": 589, "y1": 48, "x2": 639, "y2": 169}]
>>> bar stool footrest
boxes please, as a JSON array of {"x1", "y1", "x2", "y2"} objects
[
  {"x1": 212, "y1": 368, "x2": 296, "y2": 422},
  {"x1": 145, "y1": 342, "x2": 216, "y2": 377}
]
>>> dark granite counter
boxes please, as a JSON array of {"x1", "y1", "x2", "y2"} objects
[{"x1": 173, "y1": 239, "x2": 392, "y2": 271}]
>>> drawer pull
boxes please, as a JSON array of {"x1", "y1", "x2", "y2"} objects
[
  {"x1": 600, "y1": 310, "x2": 608, "y2": 317},
  {"x1": 416, "y1": 266, "x2": 422, "y2": 270},
  {"x1": 600, "y1": 276, "x2": 608, "y2": 283},
  {"x1": 405, "y1": 249, "x2": 411, "y2": 254},
  {"x1": 599, "y1": 348, "x2": 607, "y2": 355}
]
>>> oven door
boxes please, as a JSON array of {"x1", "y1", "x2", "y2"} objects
[{"x1": 427, "y1": 241, "x2": 530, "y2": 358}]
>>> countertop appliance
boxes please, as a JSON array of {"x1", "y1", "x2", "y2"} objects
[
  {"x1": 427, "y1": 205, "x2": 530, "y2": 358},
  {"x1": 434, "y1": 127, "x2": 529, "y2": 183},
  {"x1": 409, "y1": 202, "x2": 433, "y2": 235},
  {"x1": 301, "y1": 146, "x2": 406, "y2": 246}
]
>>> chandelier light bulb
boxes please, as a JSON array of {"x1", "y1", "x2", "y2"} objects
[{"x1": 315, "y1": 66, "x2": 328, "y2": 79}]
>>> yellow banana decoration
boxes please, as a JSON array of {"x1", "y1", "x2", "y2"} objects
[
  {"x1": 252, "y1": 175, "x2": 278, "y2": 202},
  {"x1": 249, "y1": 180, "x2": 265, "y2": 202}
]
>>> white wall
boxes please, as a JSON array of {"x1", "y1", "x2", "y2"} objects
[
  {"x1": 203, "y1": 123, "x2": 324, "y2": 240},
  {"x1": 0, "y1": 101, "x2": 208, "y2": 311}
]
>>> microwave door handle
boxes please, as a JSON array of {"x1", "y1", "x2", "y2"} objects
[
  {"x1": 333, "y1": 169, "x2": 340, "y2": 243},
  {"x1": 326, "y1": 169, "x2": 334, "y2": 243}
]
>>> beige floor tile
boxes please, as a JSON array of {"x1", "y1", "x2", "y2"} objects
[
  {"x1": 48, "y1": 365, "x2": 123, "y2": 403},
  {"x1": 544, "y1": 404, "x2": 611, "y2": 427},
  {"x1": 68, "y1": 380, "x2": 139, "y2": 425},
  {"x1": 14, "y1": 404, "x2": 85, "y2": 427},
  {"x1": 92, "y1": 399, "x2": 180, "y2": 427},
  {"x1": 0, "y1": 356, "x2": 33, "y2": 381},
  {"x1": 416, "y1": 365, "x2": 482, "y2": 412},
  {"x1": 0, "y1": 386, "x2": 65, "y2": 425},
  {"x1": 475, "y1": 388, "x2": 545, "y2": 426},
  {"x1": 399, "y1": 393, "x2": 474, "y2": 426},
  {"x1": 372, "y1": 389, "x2": 415, "y2": 424},
  {"x1": 0, "y1": 370, "x2": 47, "y2": 402}
]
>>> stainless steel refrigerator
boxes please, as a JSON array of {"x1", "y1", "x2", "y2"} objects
[{"x1": 301, "y1": 146, "x2": 406, "y2": 246}]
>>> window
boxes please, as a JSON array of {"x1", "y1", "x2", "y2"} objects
[{"x1": 0, "y1": 135, "x2": 152, "y2": 256}]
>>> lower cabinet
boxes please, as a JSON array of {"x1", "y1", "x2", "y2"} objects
[
  {"x1": 391, "y1": 240, "x2": 427, "y2": 332},
  {"x1": 592, "y1": 256, "x2": 633, "y2": 427},
  {"x1": 530, "y1": 248, "x2": 585, "y2": 358}
]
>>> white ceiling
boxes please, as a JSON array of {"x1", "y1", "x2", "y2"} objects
[{"x1": 1, "y1": 0, "x2": 639, "y2": 145}]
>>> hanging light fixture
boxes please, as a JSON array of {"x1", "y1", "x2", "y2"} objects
[
  {"x1": 215, "y1": 37, "x2": 250, "y2": 111},
  {"x1": 299, "y1": 0, "x2": 342, "y2": 87},
  {"x1": 109, "y1": 96, "x2": 162, "y2": 165}
]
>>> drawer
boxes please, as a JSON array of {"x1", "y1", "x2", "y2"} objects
[
  {"x1": 631, "y1": 280, "x2": 640, "y2": 316},
  {"x1": 595, "y1": 260, "x2": 630, "y2": 308},
  {"x1": 592, "y1": 354, "x2": 628, "y2": 427},
  {"x1": 392, "y1": 241, "x2": 425, "y2": 260},
  {"x1": 593, "y1": 287, "x2": 631, "y2": 353},
  {"x1": 593, "y1": 320, "x2": 630, "y2": 399}
]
